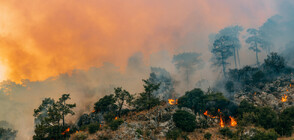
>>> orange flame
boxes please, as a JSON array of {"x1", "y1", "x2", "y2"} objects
[
  {"x1": 281, "y1": 94, "x2": 288, "y2": 102},
  {"x1": 229, "y1": 116, "x2": 237, "y2": 127},
  {"x1": 61, "y1": 128, "x2": 70, "y2": 135},
  {"x1": 168, "y1": 99, "x2": 178, "y2": 105},
  {"x1": 92, "y1": 110, "x2": 95, "y2": 113},
  {"x1": 220, "y1": 117, "x2": 225, "y2": 128},
  {"x1": 115, "y1": 117, "x2": 118, "y2": 120},
  {"x1": 203, "y1": 111, "x2": 216, "y2": 118},
  {"x1": 290, "y1": 84, "x2": 292, "y2": 87}
]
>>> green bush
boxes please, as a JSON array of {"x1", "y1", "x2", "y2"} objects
[
  {"x1": 166, "y1": 128, "x2": 181, "y2": 140},
  {"x1": 275, "y1": 106, "x2": 294, "y2": 136},
  {"x1": 135, "y1": 128, "x2": 143, "y2": 136},
  {"x1": 103, "y1": 112, "x2": 116, "y2": 124},
  {"x1": 204, "y1": 132, "x2": 212, "y2": 140},
  {"x1": 173, "y1": 110, "x2": 196, "y2": 132},
  {"x1": 250, "y1": 129, "x2": 278, "y2": 140},
  {"x1": 219, "y1": 127, "x2": 234, "y2": 138},
  {"x1": 255, "y1": 107, "x2": 278, "y2": 129},
  {"x1": 109, "y1": 119, "x2": 124, "y2": 131},
  {"x1": 88, "y1": 122, "x2": 100, "y2": 134}
]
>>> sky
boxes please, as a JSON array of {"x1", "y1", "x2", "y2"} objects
[
  {"x1": 0, "y1": 0, "x2": 276, "y2": 82},
  {"x1": 0, "y1": 0, "x2": 291, "y2": 139}
]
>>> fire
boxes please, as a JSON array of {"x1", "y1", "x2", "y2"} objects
[
  {"x1": 203, "y1": 111, "x2": 216, "y2": 118},
  {"x1": 61, "y1": 128, "x2": 70, "y2": 135},
  {"x1": 290, "y1": 84, "x2": 292, "y2": 87},
  {"x1": 281, "y1": 94, "x2": 288, "y2": 102},
  {"x1": 229, "y1": 116, "x2": 237, "y2": 127},
  {"x1": 115, "y1": 117, "x2": 118, "y2": 120},
  {"x1": 168, "y1": 99, "x2": 178, "y2": 105},
  {"x1": 92, "y1": 110, "x2": 95, "y2": 113},
  {"x1": 220, "y1": 117, "x2": 225, "y2": 128}
]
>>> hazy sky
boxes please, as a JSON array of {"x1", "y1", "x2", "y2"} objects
[{"x1": 0, "y1": 0, "x2": 276, "y2": 82}]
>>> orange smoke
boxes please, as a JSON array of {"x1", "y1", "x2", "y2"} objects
[{"x1": 0, "y1": 0, "x2": 275, "y2": 82}]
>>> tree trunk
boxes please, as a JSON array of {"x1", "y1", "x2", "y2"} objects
[
  {"x1": 237, "y1": 48, "x2": 241, "y2": 68},
  {"x1": 233, "y1": 47, "x2": 237, "y2": 69},
  {"x1": 255, "y1": 43, "x2": 260, "y2": 66},
  {"x1": 221, "y1": 53, "x2": 226, "y2": 78}
]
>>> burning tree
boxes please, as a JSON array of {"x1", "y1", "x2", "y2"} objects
[{"x1": 33, "y1": 94, "x2": 76, "y2": 140}]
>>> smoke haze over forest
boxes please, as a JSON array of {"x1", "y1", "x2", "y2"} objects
[{"x1": 1, "y1": 0, "x2": 294, "y2": 139}]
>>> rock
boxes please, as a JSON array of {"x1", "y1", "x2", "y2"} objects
[{"x1": 137, "y1": 114, "x2": 149, "y2": 121}]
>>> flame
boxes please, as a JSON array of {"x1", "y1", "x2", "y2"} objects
[
  {"x1": 92, "y1": 110, "x2": 95, "y2": 113},
  {"x1": 290, "y1": 84, "x2": 292, "y2": 87},
  {"x1": 281, "y1": 94, "x2": 288, "y2": 102},
  {"x1": 115, "y1": 117, "x2": 118, "y2": 120},
  {"x1": 168, "y1": 99, "x2": 178, "y2": 105},
  {"x1": 229, "y1": 116, "x2": 237, "y2": 127},
  {"x1": 220, "y1": 117, "x2": 225, "y2": 128},
  {"x1": 203, "y1": 111, "x2": 216, "y2": 118},
  {"x1": 61, "y1": 128, "x2": 70, "y2": 135}
]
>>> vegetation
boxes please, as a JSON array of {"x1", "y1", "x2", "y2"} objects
[
  {"x1": 166, "y1": 128, "x2": 181, "y2": 140},
  {"x1": 33, "y1": 94, "x2": 76, "y2": 140},
  {"x1": 88, "y1": 122, "x2": 100, "y2": 134},
  {"x1": 133, "y1": 79, "x2": 161, "y2": 111},
  {"x1": 109, "y1": 119, "x2": 124, "y2": 131},
  {"x1": 0, "y1": 127, "x2": 17, "y2": 140},
  {"x1": 204, "y1": 132, "x2": 212, "y2": 140},
  {"x1": 219, "y1": 127, "x2": 234, "y2": 138},
  {"x1": 173, "y1": 110, "x2": 196, "y2": 132}
]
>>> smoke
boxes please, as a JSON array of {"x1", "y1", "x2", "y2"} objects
[{"x1": 0, "y1": 0, "x2": 290, "y2": 139}]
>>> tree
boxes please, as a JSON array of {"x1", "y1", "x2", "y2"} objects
[
  {"x1": 211, "y1": 36, "x2": 233, "y2": 77},
  {"x1": 94, "y1": 94, "x2": 117, "y2": 113},
  {"x1": 133, "y1": 79, "x2": 160, "y2": 111},
  {"x1": 263, "y1": 52, "x2": 286, "y2": 74},
  {"x1": 275, "y1": 106, "x2": 294, "y2": 136},
  {"x1": 173, "y1": 52, "x2": 204, "y2": 88},
  {"x1": 33, "y1": 94, "x2": 76, "y2": 140},
  {"x1": 178, "y1": 88, "x2": 205, "y2": 113},
  {"x1": 0, "y1": 127, "x2": 17, "y2": 140},
  {"x1": 217, "y1": 25, "x2": 243, "y2": 68},
  {"x1": 173, "y1": 110, "x2": 196, "y2": 132},
  {"x1": 114, "y1": 87, "x2": 133, "y2": 117}
]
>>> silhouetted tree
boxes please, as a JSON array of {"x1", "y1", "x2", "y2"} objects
[
  {"x1": 114, "y1": 87, "x2": 133, "y2": 117},
  {"x1": 133, "y1": 79, "x2": 160, "y2": 111},
  {"x1": 173, "y1": 52, "x2": 204, "y2": 89},
  {"x1": 211, "y1": 36, "x2": 233, "y2": 77}
]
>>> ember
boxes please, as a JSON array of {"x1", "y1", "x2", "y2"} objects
[
  {"x1": 168, "y1": 99, "x2": 178, "y2": 105},
  {"x1": 281, "y1": 94, "x2": 288, "y2": 102},
  {"x1": 115, "y1": 117, "x2": 118, "y2": 120}
]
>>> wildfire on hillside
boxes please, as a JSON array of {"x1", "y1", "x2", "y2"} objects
[
  {"x1": 168, "y1": 99, "x2": 178, "y2": 105},
  {"x1": 281, "y1": 94, "x2": 288, "y2": 102}
]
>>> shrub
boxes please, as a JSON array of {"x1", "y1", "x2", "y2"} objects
[
  {"x1": 204, "y1": 132, "x2": 212, "y2": 140},
  {"x1": 255, "y1": 107, "x2": 278, "y2": 129},
  {"x1": 109, "y1": 119, "x2": 124, "y2": 131},
  {"x1": 250, "y1": 129, "x2": 278, "y2": 140},
  {"x1": 72, "y1": 131, "x2": 88, "y2": 140},
  {"x1": 219, "y1": 127, "x2": 234, "y2": 138},
  {"x1": 275, "y1": 106, "x2": 294, "y2": 136},
  {"x1": 166, "y1": 128, "x2": 181, "y2": 140},
  {"x1": 103, "y1": 112, "x2": 116, "y2": 124},
  {"x1": 88, "y1": 122, "x2": 100, "y2": 134},
  {"x1": 173, "y1": 110, "x2": 196, "y2": 132}
]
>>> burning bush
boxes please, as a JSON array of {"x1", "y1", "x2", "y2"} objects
[{"x1": 173, "y1": 110, "x2": 196, "y2": 132}]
